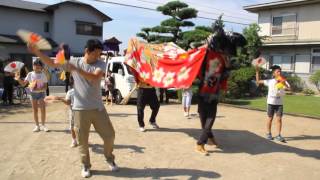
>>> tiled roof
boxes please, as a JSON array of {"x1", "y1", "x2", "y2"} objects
[
  {"x1": 0, "y1": 0, "x2": 47, "y2": 12},
  {"x1": 0, "y1": 34, "x2": 58, "y2": 48}
]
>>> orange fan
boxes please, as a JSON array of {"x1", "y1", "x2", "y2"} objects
[
  {"x1": 276, "y1": 75, "x2": 286, "y2": 89},
  {"x1": 55, "y1": 50, "x2": 66, "y2": 65},
  {"x1": 16, "y1": 29, "x2": 52, "y2": 50}
]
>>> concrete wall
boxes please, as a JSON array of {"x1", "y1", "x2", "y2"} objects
[
  {"x1": 257, "y1": 3, "x2": 320, "y2": 41},
  {"x1": 51, "y1": 3, "x2": 104, "y2": 54},
  {"x1": 258, "y1": 11, "x2": 271, "y2": 37},
  {"x1": 0, "y1": 7, "x2": 51, "y2": 37}
]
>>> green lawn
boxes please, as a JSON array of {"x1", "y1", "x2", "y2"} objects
[{"x1": 225, "y1": 95, "x2": 320, "y2": 118}]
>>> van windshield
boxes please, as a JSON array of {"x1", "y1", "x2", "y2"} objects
[{"x1": 125, "y1": 64, "x2": 133, "y2": 75}]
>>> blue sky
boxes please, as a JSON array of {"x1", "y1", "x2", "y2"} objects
[{"x1": 26, "y1": 0, "x2": 274, "y2": 51}]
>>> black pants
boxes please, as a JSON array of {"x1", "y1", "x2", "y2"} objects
[
  {"x1": 2, "y1": 76, "x2": 14, "y2": 104},
  {"x1": 65, "y1": 78, "x2": 69, "y2": 93},
  {"x1": 137, "y1": 88, "x2": 160, "y2": 127},
  {"x1": 197, "y1": 97, "x2": 218, "y2": 145},
  {"x1": 159, "y1": 88, "x2": 169, "y2": 103},
  {"x1": 46, "y1": 84, "x2": 50, "y2": 96}
]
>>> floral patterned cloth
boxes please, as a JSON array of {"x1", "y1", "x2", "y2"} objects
[{"x1": 124, "y1": 38, "x2": 207, "y2": 88}]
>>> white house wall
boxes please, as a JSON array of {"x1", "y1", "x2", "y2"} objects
[
  {"x1": 258, "y1": 11, "x2": 271, "y2": 36},
  {"x1": 257, "y1": 3, "x2": 320, "y2": 41},
  {"x1": 262, "y1": 46, "x2": 310, "y2": 73},
  {"x1": 295, "y1": 54, "x2": 310, "y2": 73},
  {"x1": 51, "y1": 4, "x2": 104, "y2": 54},
  {"x1": 0, "y1": 7, "x2": 51, "y2": 37},
  {"x1": 297, "y1": 4, "x2": 320, "y2": 40}
]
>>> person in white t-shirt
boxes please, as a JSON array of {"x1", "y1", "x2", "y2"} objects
[
  {"x1": 16, "y1": 59, "x2": 49, "y2": 132},
  {"x1": 255, "y1": 65, "x2": 290, "y2": 143},
  {"x1": 59, "y1": 83, "x2": 77, "y2": 147}
]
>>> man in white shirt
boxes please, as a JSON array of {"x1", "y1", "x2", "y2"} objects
[{"x1": 256, "y1": 65, "x2": 290, "y2": 143}]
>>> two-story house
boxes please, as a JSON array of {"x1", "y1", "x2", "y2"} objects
[
  {"x1": 244, "y1": 0, "x2": 320, "y2": 88},
  {"x1": 0, "y1": 0, "x2": 112, "y2": 69}
]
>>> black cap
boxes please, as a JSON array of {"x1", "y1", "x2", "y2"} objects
[
  {"x1": 85, "y1": 39, "x2": 103, "y2": 52},
  {"x1": 33, "y1": 59, "x2": 43, "y2": 66},
  {"x1": 270, "y1": 65, "x2": 281, "y2": 71}
]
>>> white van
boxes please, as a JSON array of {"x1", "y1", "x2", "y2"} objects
[{"x1": 102, "y1": 56, "x2": 137, "y2": 104}]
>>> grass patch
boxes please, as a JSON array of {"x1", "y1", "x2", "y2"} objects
[{"x1": 225, "y1": 95, "x2": 320, "y2": 118}]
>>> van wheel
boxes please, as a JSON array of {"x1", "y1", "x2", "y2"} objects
[{"x1": 114, "y1": 90, "x2": 123, "y2": 104}]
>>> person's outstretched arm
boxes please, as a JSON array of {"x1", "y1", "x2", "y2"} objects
[
  {"x1": 15, "y1": 72, "x2": 28, "y2": 86},
  {"x1": 28, "y1": 43, "x2": 61, "y2": 68},
  {"x1": 59, "y1": 97, "x2": 71, "y2": 105},
  {"x1": 255, "y1": 66, "x2": 265, "y2": 85}
]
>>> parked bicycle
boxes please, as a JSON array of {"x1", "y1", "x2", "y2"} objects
[{"x1": 13, "y1": 85, "x2": 28, "y2": 103}]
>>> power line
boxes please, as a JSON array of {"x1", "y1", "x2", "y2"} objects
[
  {"x1": 136, "y1": 0, "x2": 256, "y2": 22},
  {"x1": 183, "y1": 0, "x2": 256, "y2": 17},
  {"x1": 92, "y1": 0, "x2": 251, "y2": 26}
]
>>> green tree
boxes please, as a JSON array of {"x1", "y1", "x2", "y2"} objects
[
  {"x1": 235, "y1": 23, "x2": 263, "y2": 67},
  {"x1": 154, "y1": 1, "x2": 196, "y2": 44},
  {"x1": 137, "y1": 1, "x2": 210, "y2": 49},
  {"x1": 181, "y1": 26, "x2": 212, "y2": 48},
  {"x1": 309, "y1": 70, "x2": 320, "y2": 92},
  {"x1": 136, "y1": 28, "x2": 153, "y2": 43}
]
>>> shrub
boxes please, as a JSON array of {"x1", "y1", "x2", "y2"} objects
[
  {"x1": 302, "y1": 88, "x2": 315, "y2": 96},
  {"x1": 226, "y1": 67, "x2": 256, "y2": 98},
  {"x1": 309, "y1": 70, "x2": 320, "y2": 92},
  {"x1": 286, "y1": 74, "x2": 304, "y2": 92}
]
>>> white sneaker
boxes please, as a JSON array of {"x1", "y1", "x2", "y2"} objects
[
  {"x1": 184, "y1": 112, "x2": 188, "y2": 117},
  {"x1": 33, "y1": 125, "x2": 40, "y2": 132},
  {"x1": 107, "y1": 161, "x2": 119, "y2": 172},
  {"x1": 70, "y1": 140, "x2": 78, "y2": 148},
  {"x1": 40, "y1": 125, "x2": 49, "y2": 132},
  {"x1": 150, "y1": 122, "x2": 159, "y2": 129},
  {"x1": 139, "y1": 127, "x2": 146, "y2": 132},
  {"x1": 81, "y1": 166, "x2": 91, "y2": 178}
]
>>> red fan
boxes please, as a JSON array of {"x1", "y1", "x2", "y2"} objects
[
  {"x1": 252, "y1": 57, "x2": 266, "y2": 67},
  {"x1": 4, "y1": 61, "x2": 24, "y2": 73}
]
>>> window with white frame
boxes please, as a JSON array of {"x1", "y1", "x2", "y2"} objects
[
  {"x1": 271, "y1": 55, "x2": 294, "y2": 71},
  {"x1": 311, "y1": 48, "x2": 320, "y2": 72},
  {"x1": 272, "y1": 14, "x2": 297, "y2": 36}
]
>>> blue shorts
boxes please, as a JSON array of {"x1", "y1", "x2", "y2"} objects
[{"x1": 30, "y1": 92, "x2": 46, "y2": 100}]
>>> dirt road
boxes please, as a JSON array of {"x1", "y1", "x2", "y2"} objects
[{"x1": 0, "y1": 102, "x2": 319, "y2": 179}]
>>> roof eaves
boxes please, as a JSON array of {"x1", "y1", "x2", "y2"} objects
[
  {"x1": 244, "y1": 0, "x2": 311, "y2": 12},
  {"x1": 0, "y1": 0, "x2": 47, "y2": 12},
  {"x1": 44, "y1": 1, "x2": 112, "y2": 22}
]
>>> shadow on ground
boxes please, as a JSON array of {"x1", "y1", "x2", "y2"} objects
[
  {"x1": 224, "y1": 99, "x2": 251, "y2": 106},
  {"x1": 108, "y1": 113, "x2": 137, "y2": 117},
  {"x1": 90, "y1": 144, "x2": 146, "y2": 154},
  {"x1": 148, "y1": 128, "x2": 320, "y2": 160},
  {"x1": 0, "y1": 103, "x2": 32, "y2": 118},
  {"x1": 91, "y1": 167, "x2": 220, "y2": 179}
]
